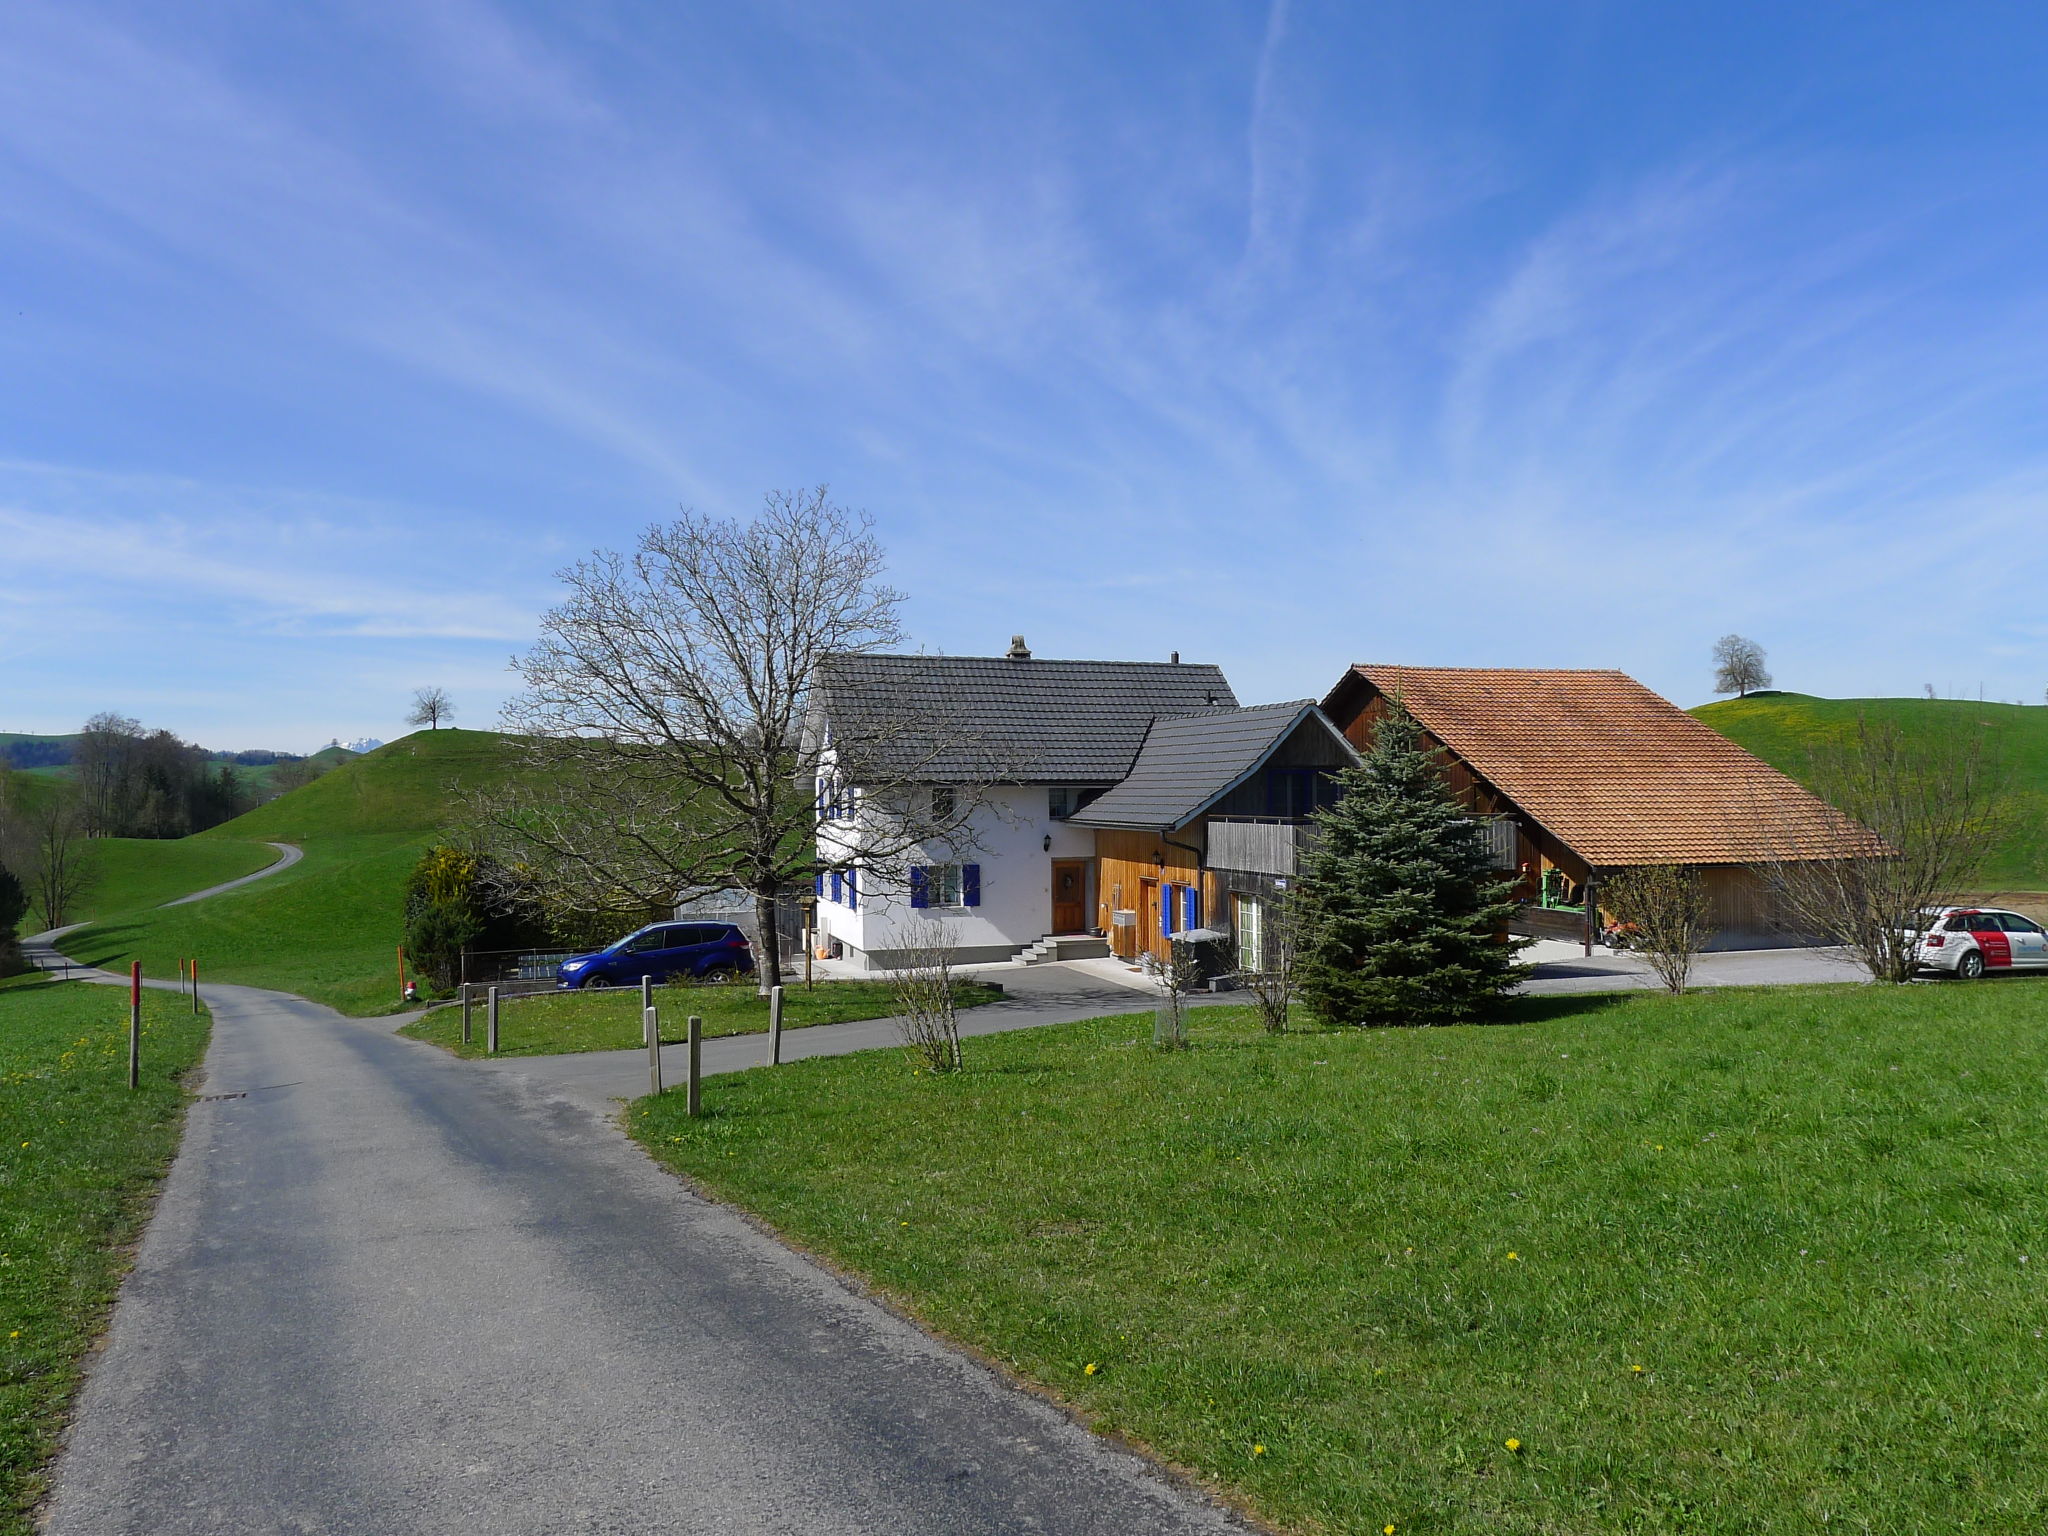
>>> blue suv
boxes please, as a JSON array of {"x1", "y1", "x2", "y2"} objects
[{"x1": 555, "y1": 922, "x2": 755, "y2": 990}]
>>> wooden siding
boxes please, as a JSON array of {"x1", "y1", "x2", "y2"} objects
[{"x1": 1094, "y1": 826, "x2": 1221, "y2": 962}]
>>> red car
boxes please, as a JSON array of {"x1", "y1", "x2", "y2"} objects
[{"x1": 1911, "y1": 907, "x2": 2048, "y2": 979}]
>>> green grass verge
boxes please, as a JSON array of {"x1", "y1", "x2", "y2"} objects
[
  {"x1": 634, "y1": 980, "x2": 2048, "y2": 1534},
  {"x1": 26, "y1": 837, "x2": 278, "y2": 934},
  {"x1": 0, "y1": 974, "x2": 209, "y2": 1534},
  {"x1": 401, "y1": 978, "x2": 1004, "y2": 1058},
  {"x1": 1695, "y1": 692, "x2": 2048, "y2": 887},
  {"x1": 64, "y1": 730, "x2": 519, "y2": 1015}
]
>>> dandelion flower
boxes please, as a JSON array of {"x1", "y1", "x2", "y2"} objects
[
  {"x1": 1084, "y1": 1362, "x2": 1099, "y2": 1376},
  {"x1": 1386, "y1": 1526, "x2": 1396, "y2": 1535},
  {"x1": 1252, "y1": 1444, "x2": 1266, "y2": 1456},
  {"x1": 1505, "y1": 1438, "x2": 1522, "y2": 1453},
  {"x1": 1631, "y1": 1364, "x2": 1645, "y2": 1374},
  {"x1": 1506, "y1": 1252, "x2": 1519, "y2": 1261}
]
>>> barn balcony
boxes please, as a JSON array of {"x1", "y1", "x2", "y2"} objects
[{"x1": 1206, "y1": 816, "x2": 1315, "y2": 878}]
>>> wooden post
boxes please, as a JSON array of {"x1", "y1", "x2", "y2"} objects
[
  {"x1": 397, "y1": 945, "x2": 409, "y2": 1004},
  {"x1": 646, "y1": 1005, "x2": 663, "y2": 1096},
  {"x1": 486, "y1": 986, "x2": 500, "y2": 1054},
  {"x1": 768, "y1": 984, "x2": 784, "y2": 1066},
  {"x1": 461, "y1": 985, "x2": 473, "y2": 1045},
  {"x1": 686, "y1": 1015, "x2": 702, "y2": 1117},
  {"x1": 1583, "y1": 878, "x2": 1597, "y2": 958},
  {"x1": 128, "y1": 961, "x2": 141, "y2": 1090},
  {"x1": 191, "y1": 960, "x2": 200, "y2": 1015},
  {"x1": 803, "y1": 897, "x2": 815, "y2": 989},
  {"x1": 641, "y1": 974, "x2": 653, "y2": 1016}
]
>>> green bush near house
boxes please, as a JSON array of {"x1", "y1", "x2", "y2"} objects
[
  {"x1": 401, "y1": 978, "x2": 1003, "y2": 1058},
  {"x1": 0, "y1": 974, "x2": 210, "y2": 1535},
  {"x1": 635, "y1": 980, "x2": 2048, "y2": 1534}
]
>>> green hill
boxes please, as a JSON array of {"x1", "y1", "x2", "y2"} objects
[
  {"x1": 63, "y1": 730, "x2": 516, "y2": 1014},
  {"x1": 1693, "y1": 692, "x2": 2048, "y2": 889}
]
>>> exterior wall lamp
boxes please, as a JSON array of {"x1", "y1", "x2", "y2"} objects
[{"x1": 1042, "y1": 833, "x2": 1052, "y2": 852}]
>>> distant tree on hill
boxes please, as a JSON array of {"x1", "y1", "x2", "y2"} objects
[
  {"x1": 1296, "y1": 703, "x2": 1528, "y2": 1027},
  {"x1": 1712, "y1": 635, "x2": 1772, "y2": 698},
  {"x1": 407, "y1": 687, "x2": 455, "y2": 731},
  {"x1": 1712, "y1": 635, "x2": 1772, "y2": 697},
  {"x1": 68, "y1": 712, "x2": 251, "y2": 838}
]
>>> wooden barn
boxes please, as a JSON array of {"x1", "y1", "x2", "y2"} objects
[{"x1": 1320, "y1": 665, "x2": 1869, "y2": 947}]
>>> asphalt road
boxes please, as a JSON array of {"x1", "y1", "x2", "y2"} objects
[
  {"x1": 38, "y1": 974, "x2": 1243, "y2": 1536},
  {"x1": 162, "y1": 839, "x2": 303, "y2": 905}
]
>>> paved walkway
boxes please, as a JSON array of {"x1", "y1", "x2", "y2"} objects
[
  {"x1": 26, "y1": 950, "x2": 1241, "y2": 1536},
  {"x1": 1519, "y1": 938, "x2": 1868, "y2": 994},
  {"x1": 162, "y1": 839, "x2": 302, "y2": 904},
  {"x1": 472, "y1": 962, "x2": 1203, "y2": 1117}
]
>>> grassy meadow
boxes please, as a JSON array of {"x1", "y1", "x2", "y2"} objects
[
  {"x1": 64, "y1": 730, "x2": 513, "y2": 1014},
  {"x1": 1696, "y1": 692, "x2": 2048, "y2": 890},
  {"x1": 636, "y1": 978, "x2": 2048, "y2": 1534},
  {"x1": 401, "y1": 977, "x2": 1003, "y2": 1058},
  {"x1": 0, "y1": 974, "x2": 210, "y2": 1534},
  {"x1": 23, "y1": 837, "x2": 279, "y2": 935}
]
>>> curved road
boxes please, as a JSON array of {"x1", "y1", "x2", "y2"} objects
[
  {"x1": 162, "y1": 840, "x2": 302, "y2": 905},
  {"x1": 32, "y1": 959, "x2": 1242, "y2": 1536}
]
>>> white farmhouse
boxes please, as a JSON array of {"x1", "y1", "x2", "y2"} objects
[{"x1": 807, "y1": 637, "x2": 1239, "y2": 969}]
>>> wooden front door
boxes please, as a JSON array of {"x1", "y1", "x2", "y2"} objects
[
  {"x1": 1139, "y1": 879, "x2": 1161, "y2": 958},
  {"x1": 1051, "y1": 860, "x2": 1089, "y2": 934}
]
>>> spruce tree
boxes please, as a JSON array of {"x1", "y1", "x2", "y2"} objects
[{"x1": 1297, "y1": 704, "x2": 1528, "y2": 1026}]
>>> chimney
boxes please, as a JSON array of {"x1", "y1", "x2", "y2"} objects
[
  {"x1": 1169, "y1": 650, "x2": 1180, "y2": 664},
  {"x1": 1007, "y1": 635, "x2": 1032, "y2": 661}
]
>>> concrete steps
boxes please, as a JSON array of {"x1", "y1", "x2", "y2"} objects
[{"x1": 1014, "y1": 934, "x2": 1111, "y2": 965}]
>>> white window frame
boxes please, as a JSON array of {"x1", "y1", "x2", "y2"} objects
[
  {"x1": 1236, "y1": 894, "x2": 1264, "y2": 971},
  {"x1": 925, "y1": 862, "x2": 966, "y2": 908}
]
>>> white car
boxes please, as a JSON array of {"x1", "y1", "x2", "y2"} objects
[{"x1": 1912, "y1": 907, "x2": 2048, "y2": 979}]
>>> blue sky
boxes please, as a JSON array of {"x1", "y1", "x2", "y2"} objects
[{"x1": 4, "y1": 1, "x2": 2046, "y2": 751}]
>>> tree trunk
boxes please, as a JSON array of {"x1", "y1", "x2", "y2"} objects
[{"x1": 753, "y1": 886, "x2": 784, "y2": 994}]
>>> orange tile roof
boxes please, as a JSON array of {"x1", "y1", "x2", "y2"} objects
[{"x1": 1332, "y1": 665, "x2": 1877, "y2": 867}]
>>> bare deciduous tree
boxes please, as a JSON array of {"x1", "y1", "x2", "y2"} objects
[
  {"x1": 890, "y1": 916, "x2": 964, "y2": 1073},
  {"x1": 0, "y1": 787, "x2": 98, "y2": 932},
  {"x1": 469, "y1": 488, "x2": 999, "y2": 991},
  {"x1": 1145, "y1": 936, "x2": 1203, "y2": 1049},
  {"x1": 1712, "y1": 635, "x2": 1772, "y2": 698},
  {"x1": 407, "y1": 687, "x2": 455, "y2": 731},
  {"x1": 1602, "y1": 865, "x2": 1713, "y2": 993},
  {"x1": 1751, "y1": 717, "x2": 2009, "y2": 983}
]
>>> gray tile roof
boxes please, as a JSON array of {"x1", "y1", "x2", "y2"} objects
[
  {"x1": 815, "y1": 652, "x2": 1238, "y2": 784},
  {"x1": 1066, "y1": 700, "x2": 1337, "y2": 830}
]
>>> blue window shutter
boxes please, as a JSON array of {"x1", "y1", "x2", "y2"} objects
[
  {"x1": 829, "y1": 869, "x2": 842, "y2": 904},
  {"x1": 846, "y1": 868, "x2": 858, "y2": 910},
  {"x1": 962, "y1": 864, "x2": 981, "y2": 907},
  {"x1": 814, "y1": 872, "x2": 823, "y2": 898},
  {"x1": 1183, "y1": 884, "x2": 1200, "y2": 930},
  {"x1": 1161, "y1": 884, "x2": 1175, "y2": 936},
  {"x1": 909, "y1": 866, "x2": 929, "y2": 909}
]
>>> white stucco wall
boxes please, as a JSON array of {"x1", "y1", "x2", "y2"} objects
[{"x1": 813, "y1": 786, "x2": 1096, "y2": 966}]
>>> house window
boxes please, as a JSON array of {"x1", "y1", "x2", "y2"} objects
[
  {"x1": 1236, "y1": 895, "x2": 1264, "y2": 971},
  {"x1": 817, "y1": 774, "x2": 855, "y2": 821},
  {"x1": 931, "y1": 785, "x2": 956, "y2": 821},
  {"x1": 1477, "y1": 816, "x2": 1518, "y2": 871},
  {"x1": 910, "y1": 863, "x2": 981, "y2": 909}
]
